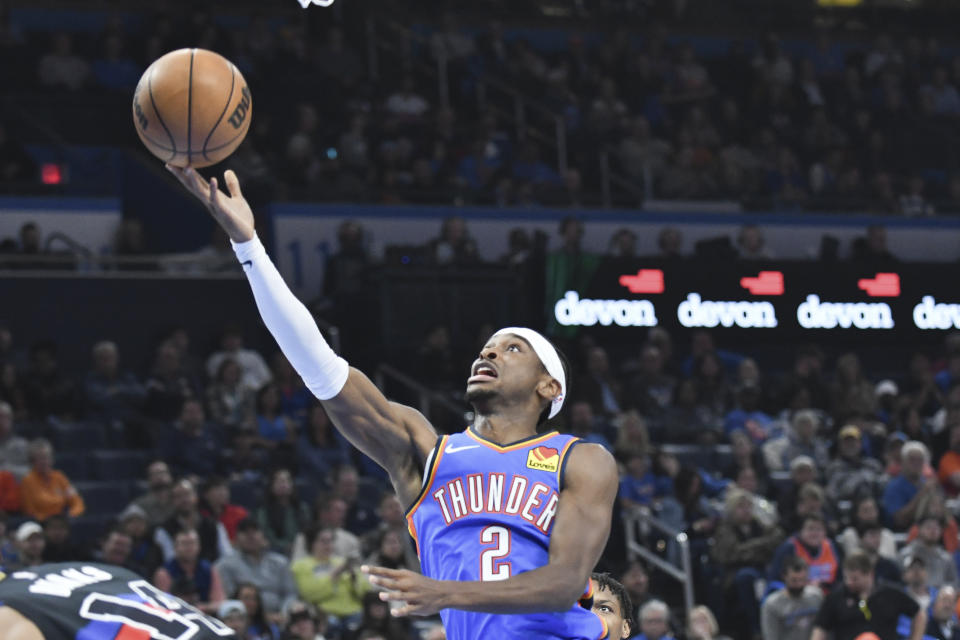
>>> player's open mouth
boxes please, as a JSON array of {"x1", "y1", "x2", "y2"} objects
[{"x1": 468, "y1": 362, "x2": 498, "y2": 383}]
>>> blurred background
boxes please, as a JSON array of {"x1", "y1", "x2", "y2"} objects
[{"x1": 3, "y1": 0, "x2": 960, "y2": 639}]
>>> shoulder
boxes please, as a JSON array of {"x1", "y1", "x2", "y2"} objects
[{"x1": 563, "y1": 442, "x2": 618, "y2": 486}]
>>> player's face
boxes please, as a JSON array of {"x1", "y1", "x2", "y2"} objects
[
  {"x1": 466, "y1": 334, "x2": 554, "y2": 408},
  {"x1": 591, "y1": 584, "x2": 631, "y2": 640}
]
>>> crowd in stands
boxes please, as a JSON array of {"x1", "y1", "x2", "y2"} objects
[
  {"x1": 1, "y1": 287, "x2": 960, "y2": 638},
  {"x1": 4, "y1": 5, "x2": 960, "y2": 214}
]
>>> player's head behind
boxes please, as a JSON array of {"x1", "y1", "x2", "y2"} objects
[
  {"x1": 465, "y1": 327, "x2": 570, "y2": 428},
  {"x1": 590, "y1": 572, "x2": 633, "y2": 640}
]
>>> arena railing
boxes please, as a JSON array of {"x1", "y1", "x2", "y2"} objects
[{"x1": 624, "y1": 506, "x2": 695, "y2": 617}]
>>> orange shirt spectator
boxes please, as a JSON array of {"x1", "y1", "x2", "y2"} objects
[
  {"x1": 0, "y1": 470, "x2": 20, "y2": 513},
  {"x1": 20, "y1": 438, "x2": 84, "y2": 521},
  {"x1": 938, "y1": 429, "x2": 960, "y2": 496},
  {"x1": 907, "y1": 514, "x2": 960, "y2": 553}
]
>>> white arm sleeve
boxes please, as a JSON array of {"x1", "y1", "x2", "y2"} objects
[{"x1": 231, "y1": 234, "x2": 349, "y2": 400}]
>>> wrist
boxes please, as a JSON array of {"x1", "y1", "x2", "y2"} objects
[{"x1": 231, "y1": 233, "x2": 265, "y2": 263}]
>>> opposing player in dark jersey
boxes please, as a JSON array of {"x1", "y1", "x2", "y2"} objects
[
  {"x1": 167, "y1": 168, "x2": 618, "y2": 640},
  {"x1": 588, "y1": 573, "x2": 634, "y2": 640},
  {"x1": 0, "y1": 562, "x2": 235, "y2": 640}
]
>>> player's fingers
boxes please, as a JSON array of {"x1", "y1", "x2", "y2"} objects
[
  {"x1": 208, "y1": 177, "x2": 220, "y2": 209},
  {"x1": 367, "y1": 575, "x2": 401, "y2": 590},
  {"x1": 390, "y1": 604, "x2": 414, "y2": 617},
  {"x1": 362, "y1": 565, "x2": 404, "y2": 579},
  {"x1": 223, "y1": 169, "x2": 243, "y2": 199},
  {"x1": 379, "y1": 590, "x2": 406, "y2": 602}
]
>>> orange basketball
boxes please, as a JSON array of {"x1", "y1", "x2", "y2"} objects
[{"x1": 132, "y1": 48, "x2": 252, "y2": 168}]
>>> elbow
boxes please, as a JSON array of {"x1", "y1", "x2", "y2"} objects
[{"x1": 543, "y1": 582, "x2": 588, "y2": 613}]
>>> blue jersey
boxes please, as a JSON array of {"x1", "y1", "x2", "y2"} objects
[{"x1": 407, "y1": 428, "x2": 607, "y2": 640}]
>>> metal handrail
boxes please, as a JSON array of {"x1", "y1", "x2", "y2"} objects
[
  {"x1": 623, "y1": 507, "x2": 695, "y2": 616},
  {"x1": 374, "y1": 363, "x2": 469, "y2": 422}
]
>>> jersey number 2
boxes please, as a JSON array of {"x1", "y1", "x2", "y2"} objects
[{"x1": 480, "y1": 525, "x2": 511, "y2": 581}]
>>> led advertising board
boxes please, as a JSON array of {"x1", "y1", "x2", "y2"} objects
[{"x1": 550, "y1": 259, "x2": 960, "y2": 342}]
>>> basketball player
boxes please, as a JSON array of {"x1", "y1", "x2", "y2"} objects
[
  {"x1": 166, "y1": 166, "x2": 618, "y2": 639},
  {"x1": 0, "y1": 562, "x2": 236, "y2": 639},
  {"x1": 588, "y1": 573, "x2": 634, "y2": 640}
]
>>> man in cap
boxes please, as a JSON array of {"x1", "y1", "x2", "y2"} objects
[
  {"x1": 3, "y1": 522, "x2": 44, "y2": 571},
  {"x1": 825, "y1": 425, "x2": 884, "y2": 504}
]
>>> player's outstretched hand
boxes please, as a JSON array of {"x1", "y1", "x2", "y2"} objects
[
  {"x1": 166, "y1": 165, "x2": 255, "y2": 243},
  {"x1": 362, "y1": 565, "x2": 447, "y2": 617}
]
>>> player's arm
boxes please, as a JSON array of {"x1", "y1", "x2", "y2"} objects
[
  {"x1": 166, "y1": 167, "x2": 436, "y2": 489},
  {"x1": 0, "y1": 607, "x2": 43, "y2": 640},
  {"x1": 809, "y1": 628, "x2": 827, "y2": 640},
  {"x1": 365, "y1": 443, "x2": 619, "y2": 615}
]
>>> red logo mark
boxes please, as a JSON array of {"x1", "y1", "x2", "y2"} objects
[
  {"x1": 740, "y1": 271, "x2": 785, "y2": 296},
  {"x1": 618, "y1": 269, "x2": 665, "y2": 294},
  {"x1": 531, "y1": 446, "x2": 559, "y2": 462},
  {"x1": 858, "y1": 273, "x2": 900, "y2": 297}
]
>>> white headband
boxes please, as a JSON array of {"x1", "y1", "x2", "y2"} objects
[{"x1": 493, "y1": 327, "x2": 566, "y2": 419}]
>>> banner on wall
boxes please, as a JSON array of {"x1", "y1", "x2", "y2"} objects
[{"x1": 550, "y1": 258, "x2": 960, "y2": 340}]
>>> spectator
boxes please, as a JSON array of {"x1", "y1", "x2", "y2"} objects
[
  {"x1": 0, "y1": 124, "x2": 36, "y2": 187},
  {"x1": 271, "y1": 353, "x2": 311, "y2": 427},
  {"x1": 291, "y1": 527, "x2": 369, "y2": 626},
  {"x1": 292, "y1": 494, "x2": 361, "y2": 562},
  {"x1": 898, "y1": 513, "x2": 958, "y2": 589},
  {"x1": 685, "y1": 605, "x2": 731, "y2": 640},
  {"x1": 153, "y1": 528, "x2": 225, "y2": 614},
  {"x1": 905, "y1": 491, "x2": 959, "y2": 553},
  {"x1": 710, "y1": 487, "x2": 783, "y2": 638},
  {"x1": 857, "y1": 524, "x2": 903, "y2": 589},
  {"x1": 351, "y1": 590, "x2": 410, "y2": 640},
  {"x1": 200, "y1": 476, "x2": 249, "y2": 543},
  {"x1": 37, "y1": 32, "x2": 89, "y2": 91},
  {"x1": 883, "y1": 440, "x2": 935, "y2": 530},
  {"x1": 129, "y1": 460, "x2": 175, "y2": 528},
  {"x1": 331, "y1": 465, "x2": 377, "y2": 536},
  {"x1": 235, "y1": 582, "x2": 283, "y2": 640},
  {"x1": 760, "y1": 557, "x2": 824, "y2": 640},
  {"x1": 619, "y1": 452, "x2": 672, "y2": 513},
  {"x1": 155, "y1": 478, "x2": 231, "y2": 564},
  {"x1": 623, "y1": 344, "x2": 677, "y2": 418},
  {"x1": 0, "y1": 471, "x2": 16, "y2": 517},
  {"x1": 566, "y1": 401, "x2": 614, "y2": 453},
  {"x1": 254, "y1": 468, "x2": 308, "y2": 556},
  {"x1": 19, "y1": 438, "x2": 84, "y2": 521},
  {"x1": 254, "y1": 383, "x2": 297, "y2": 450},
  {"x1": 937, "y1": 421, "x2": 960, "y2": 495},
  {"x1": 659, "y1": 379, "x2": 718, "y2": 444},
  {"x1": 810, "y1": 551, "x2": 925, "y2": 640},
  {"x1": 216, "y1": 518, "x2": 298, "y2": 616},
  {"x1": 825, "y1": 425, "x2": 885, "y2": 505},
  {"x1": 851, "y1": 224, "x2": 898, "y2": 269},
  {"x1": 143, "y1": 339, "x2": 199, "y2": 423},
  {"x1": 429, "y1": 216, "x2": 479, "y2": 266},
  {"x1": 160, "y1": 398, "x2": 225, "y2": 478},
  {"x1": 5, "y1": 521, "x2": 44, "y2": 570},
  {"x1": 83, "y1": 340, "x2": 147, "y2": 444},
  {"x1": 205, "y1": 325, "x2": 272, "y2": 391},
  {"x1": 902, "y1": 555, "x2": 936, "y2": 613},
  {"x1": 775, "y1": 409, "x2": 830, "y2": 474},
  {"x1": 575, "y1": 346, "x2": 623, "y2": 418},
  {"x1": 724, "y1": 382, "x2": 774, "y2": 443},
  {"x1": 118, "y1": 504, "x2": 163, "y2": 579},
  {"x1": 41, "y1": 514, "x2": 84, "y2": 563},
  {"x1": 297, "y1": 403, "x2": 350, "y2": 482},
  {"x1": 769, "y1": 514, "x2": 840, "y2": 592},
  {"x1": 206, "y1": 358, "x2": 256, "y2": 433},
  {"x1": 619, "y1": 562, "x2": 652, "y2": 621},
  {"x1": 282, "y1": 601, "x2": 328, "y2": 640},
  {"x1": 837, "y1": 496, "x2": 897, "y2": 560},
  {"x1": 217, "y1": 599, "x2": 251, "y2": 638},
  {"x1": 22, "y1": 341, "x2": 78, "y2": 419},
  {"x1": 360, "y1": 493, "x2": 417, "y2": 568},
  {"x1": 635, "y1": 599, "x2": 675, "y2": 640},
  {"x1": 92, "y1": 527, "x2": 134, "y2": 570},
  {"x1": 736, "y1": 224, "x2": 772, "y2": 260},
  {"x1": 926, "y1": 585, "x2": 960, "y2": 640},
  {"x1": 0, "y1": 401, "x2": 27, "y2": 478}
]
